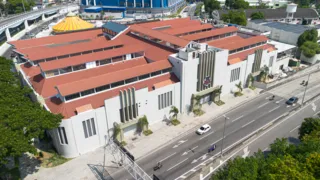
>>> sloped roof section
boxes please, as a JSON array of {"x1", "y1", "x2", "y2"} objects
[
  {"x1": 102, "y1": 21, "x2": 128, "y2": 33},
  {"x1": 53, "y1": 13, "x2": 94, "y2": 33}
]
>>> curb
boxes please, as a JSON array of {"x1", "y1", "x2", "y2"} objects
[{"x1": 134, "y1": 91, "x2": 267, "y2": 162}]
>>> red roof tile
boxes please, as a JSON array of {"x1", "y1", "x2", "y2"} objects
[
  {"x1": 182, "y1": 26, "x2": 238, "y2": 41},
  {"x1": 130, "y1": 25, "x2": 190, "y2": 48},
  {"x1": 162, "y1": 24, "x2": 213, "y2": 35},
  {"x1": 208, "y1": 35, "x2": 268, "y2": 51},
  {"x1": 228, "y1": 44, "x2": 275, "y2": 64},
  {"x1": 57, "y1": 60, "x2": 172, "y2": 96},
  {"x1": 29, "y1": 57, "x2": 148, "y2": 98},
  {"x1": 20, "y1": 62, "x2": 41, "y2": 77},
  {"x1": 17, "y1": 36, "x2": 122, "y2": 61},
  {"x1": 140, "y1": 18, "x2": 196, "y2": 29},
  {"x1": 9, "y1": 29, "x2": 102, "y2": 49},
  {"x1": 39, "y1": 45, "x2": 145, "y2": 71},
  {"x1": 45, "y1": 73, "x2": 179, "y2": 118},
  {"x1": 207, "y1": 35, "x2": 243, "y2": 46}
]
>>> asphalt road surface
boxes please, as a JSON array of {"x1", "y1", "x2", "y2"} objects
[{"x1": 111, "y1": 93, "x2": 297, "y2": 180}]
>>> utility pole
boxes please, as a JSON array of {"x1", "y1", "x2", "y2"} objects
[
  {"x1": 301, "y1": 73, "x2": 311, "y2": 105},
  {"x1": 220, "y1": 115, "x2": 229, "y2": 157}
]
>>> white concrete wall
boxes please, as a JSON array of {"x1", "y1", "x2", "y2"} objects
[
  {"x1": 213, "y1": 49, "x2": 229, "y2": 95},
  {"x1": 301, "y1": 53, "x2": 320, "y2": 64}
]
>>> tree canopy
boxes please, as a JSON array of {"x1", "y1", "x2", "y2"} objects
[
  {"x1": 300, "y1": 41, "x2": 320, "y2": 58},
  {"x1": 221, "y1": 10, "x2": 247, "y2": 26},
  {"x1": 204, "y1": 0, "x2": 221, "y2": 15},
  {"x1": 226, "y1": 0, "x2": 249, "y2": 9},
  {"x1": 0, "y1": 57, "x2": 62, "y2": 165},
  {"x1": 211, "y1": 117, "x2": 320, "y2": 180},
  {"x1": 4, "y1": 0, "x2": 35, "y2": 15},
  {"x1": 297, "y1": 29, "x2": 318, "y2": 47},
  {"x1": 250, "y1": 11, "x2": 264, "y2": 20},
  {"x1": 294, "y1": 0, "x2": 310, "y2": 8}
]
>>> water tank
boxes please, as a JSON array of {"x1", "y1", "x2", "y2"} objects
[{"x1": 286, "y1": 3, "x2": 297, "y2": 13}]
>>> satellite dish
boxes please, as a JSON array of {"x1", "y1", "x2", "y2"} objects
[{"x1": 212, "y1": 10, "x2": 220, "y2": 20}]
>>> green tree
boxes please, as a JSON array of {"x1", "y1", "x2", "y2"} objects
[
  {"x1": 0, "y1": 57, "x2": 62, "y2": 165},
  {"x1": 169, "y1": 106, "x2": 179, "y2": 120},
  {"x1": 305, "y1": 152, "x2": 320, "y2": 179},
  {"x1": 226, "y1": 0, "x2": 249, "y2": 9},
  {"x1": 299, "y1": 118, "x2": 320, "y2": 140},
  {"x1": 300, "y1": 41, "x2": 320, "y2": 58},
  {"x1": 5, "y1": 0, "x2": 35, "y2": 14},
  {"x1": 204, "y1": 0, "x2": 221, "y2": 15},
  {"x1": 256, "y1": 3, "x2": 268, "y2": 9},
  {"x1": 250, "y1": 11, "x2": 264, "y2": 20},
  {"x1": 235, "y1": 81, "x2": 243, "y2": 92},
  {"x1": 297, "y1": 29, "x2": 318, "y2": 47},
  {"x1": 222, "y1": 10, "x2": 247, "y2": 25},
  {"x1": 194, "y1": 2, "x2": 204, "y2": 16}
]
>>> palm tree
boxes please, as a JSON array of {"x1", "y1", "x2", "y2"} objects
[
  {"x1": 236, "y1": 81, "x2": 243, "y2": 92},
  {"x1": 170, "y1": 106, "x2": 179, "y2": 120}
]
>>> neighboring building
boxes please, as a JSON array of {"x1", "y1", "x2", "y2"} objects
[
  {"x1": 10, "y1": 18, "x2": 288, "y2": 158},
  {"x1": 247, "y1": 20, "x2": 319, "y2": 45},
  {"x1": 80, "y1": 0, "x2": 186, "y2": 17},
  {"x1": 218, "y1": 4, "x2": 319, "y2": 25},
  {"x1": 218, "y1": 0, "x2": 290, "y2": 7},
  {"x1": 52, "y1": 12, "x2": 95, "y2": 33}
]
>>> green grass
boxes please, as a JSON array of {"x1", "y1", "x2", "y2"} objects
[
  {"x1": 171, "y1": 119, "x2": 181, "y2": 126},
  {"x1": 195, "y1": 3, "x2": 204, "y2": 16},
  {"x1": 249, "y1": 86, "x2": 256, "y2": 90},
  {"x1": 234, "y1": 92, "x2": 244, "y2": 97},
  {"x1": 193, "y1": 108, "x2": 205, "y2": 116},
  {"x1": 143, "y1": 129, "x2": 153, "y2": 136},
  {"x1": 42, "y1": 153, "x2": 69, "y2": 168},
  {"x1": 214, "y1": 100, "x2": 225, "y2": 106}
]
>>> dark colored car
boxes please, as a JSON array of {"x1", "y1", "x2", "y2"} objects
[
  {"x1": 208, "y1": 144, "x2": 216, "y2": 152},
  {"x1": 286, "y1": 97, "x2": 298, "y2": 105}
]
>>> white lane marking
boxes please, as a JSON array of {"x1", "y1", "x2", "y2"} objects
[
  {"x1": 242, "y1": 120, "x2": 255, "y2": 128},
  {"x1": 276, "y1": 99, "x2": 284, "y2": 104},
  {"x1": 182, "y1": 146, "x2": 198, "y2": 156},
  {"x1": 290, "y1": 125, "x2": 300, "y2": 133},
  {"x1": 167, "y1": 158, "x2": 189, "y2": 172},
  {"x1": 199, "y1": 131, "x2": 214, "y2": 140},
  {"x1": 159, "y1": 152, "x2": 177, "y2": 162},
  {"x1": 263, "y1": 147, "x2": 269, "y2": 151},
  {"x1": 258, "y1": 102, "x2": 269, "y2": 109},
  {"x1": 269, "y1": 106, "x2": 279, "y2": 113},
  {"x1": 232, "y1": 115, "x2": 244, "y2": 122},
  {"x1": 225, "y1": 129, "x2": 238, "y2": 138},
  {"x1": 211, "y1": 138, "x2": 223, "y2": 145},
  {"x1": 173, "y1": 139, "x2": 188, "y2": 148}
]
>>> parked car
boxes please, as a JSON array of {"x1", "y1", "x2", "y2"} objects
[
  {"x1": 286, "y1": 97, "x2": 298, "y2": 105},
  {"x1": 196, "y1": 124, "x2": 211, "y2": 135}
]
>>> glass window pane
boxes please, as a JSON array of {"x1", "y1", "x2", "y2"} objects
[
  {"x1": 62, "y1": 127, "x2": 68, "y2": 144},
  {"x1": 91, "y1": 118, "x2": 96, "y2": 135},
  {"x1": 58, "y1": 127, "x2": 64, "y2": 144},
  {"x1": 87, "y1": 120, "x2": 92, "y2": 137},
  {"x1": 82, "y1": 121, "x2": 88, "y2": 138}
]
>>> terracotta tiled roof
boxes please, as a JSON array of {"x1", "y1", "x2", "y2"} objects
[
  {"x1": 29, "y1": 57, "x2": 148, "y2": 98},
  {"x1": 228, "y1": 44, "x2": 275, "y2": 64},
  {"x1": 9, "y1": 29, "x2": 102, "y2": 49},
  {"x1": 17, "y1": 36, "x2": 122, "y2": 61},
  {"x1": 209, "y1": 35, "x2": 268, "y2": 51},
  {"x1": 207, "y1": 35, "x2": 243, "y2": 47},
  {"x1": 140, "y1": 17, "x2": 195, "y2": 29},
  {"x1": 45, "y1": 73, "x2": 179, "y2": 118},
  {"x1": 20, "y1": 62, "x2": 41, "y2": 77},
  {"x1": 39, "y1": 45, "x2": 145, "y2": 71},
  {"x1": 57, "y1": 60, "x2": 172, "y2": 96},
  {"x1": 181, "y1": 26, "x2": 238, "y2": 41},
  {"x1": 75, "y1": 104, "x2": 93, "y2": 114},
  {"x1": 130, "y1": 25, "x2": 190, "y2": 48},
  {"x1": 162, "y1": 24, "x2": 213, "y2": 35}
]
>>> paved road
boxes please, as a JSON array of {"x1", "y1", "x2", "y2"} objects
[
  {"x1": 202, "y1": 96, "x2": 320, "y2": 179},
  {"x1": 111, "y1": 93, "x2": 296, "y2": 180}
]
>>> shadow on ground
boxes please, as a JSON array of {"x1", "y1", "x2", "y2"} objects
[
  {"x1": 288, "y1": 136, "x2": 300, "y2": 145},
  {"x1": 19, "y1": 153, "x2": 41, "y2": 179},
  {"x1": 88, "y1": 164, "x2": 115, "y2": 180}
]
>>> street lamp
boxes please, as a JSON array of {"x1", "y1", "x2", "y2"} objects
[
  {"x1": 301, "y1": 73, "x2": 311, "y2": 105},
  {"x1": 220, "y1": 115, "x2": 229, "y2": 157}
]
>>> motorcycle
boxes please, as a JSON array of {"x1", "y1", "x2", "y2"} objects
[
  {"x1": 153, "y1": 163, "x2": 162, "y2": 171},
  {"x1": 270, "y1": 95, "x2": 275, "y2": 101}
]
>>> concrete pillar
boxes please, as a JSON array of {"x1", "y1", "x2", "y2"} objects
[
  {"x1": 24, "y1": 20, "x2": 29, "y2": 29},
  {"x1": 86, "y1": 0, "x2": 89, "y2": 6},
  {"x1": 134, "y1": 0, "x2": 136, "y2": 7},
  {"x1": 151, "y1": 0, "x2": 153, "y2": 8},
  {"x1": 42, "y1": 14, "x2": 46, "y2": 21},
  {"x1": 142, "y1": 0, "x2": 144, "y2": 7},
  {"x1": 5, "y1": 28, "x2": 11, "y2": 40},
  {"x1": 126, "y1": 0, "x2": 128, "y2": 7},
  {"x1": 94, "y1": 0, "x2": 96, "y2": 6}
]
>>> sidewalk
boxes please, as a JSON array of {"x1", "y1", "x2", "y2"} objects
[
  {"x1": 124, "y1": 88, "x2": 262, "y2": 159},
  {"x1": 21, "y1": 88, "x2": 262, "y2": 180}
]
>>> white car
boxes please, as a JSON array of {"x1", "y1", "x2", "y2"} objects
[{"x1": 196, "y1": 124, "x2": 211, "y2": 135}]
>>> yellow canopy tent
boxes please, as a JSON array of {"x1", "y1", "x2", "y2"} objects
[{"x1": 53, "y1": 12, "x2": 94, "y2": 33}]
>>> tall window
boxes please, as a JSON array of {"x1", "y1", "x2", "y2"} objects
[
  {"x1": 269, "y1": 56, "x2": 274, "y2": 67},
  {"x1": 230, "y1": 67, "x2": 240, "y2": 82},
  {"x1": 82, "y1": 118, "x2": 97, "y2": 138},
  {"x1": 57, "y1": 127, "x2": 68, "y2": 145},
  {"x1": 158, "y1": 91, "x2": 173, "y2": 110}
]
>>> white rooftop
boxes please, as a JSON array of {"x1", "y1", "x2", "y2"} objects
[{"x1": 268, "y1": 40, "x2": 296, "y2": 53}]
